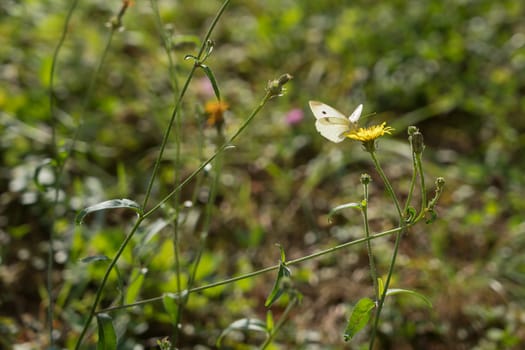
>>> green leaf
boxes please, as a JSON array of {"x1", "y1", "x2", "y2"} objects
[
  {"x1": 216, "y1": 318, "x2": 268, "y2": 348},
  {"x1": 328, "y1": 202, "x2": 362, "y2": 222},
  {"x1": 163, "y1": 292, "x2": 183, "y2": 326},
  {"x1": 96, "y1": 313, "x2": 117, "y2": 350},
  {"x1": 75, "y1": 198, "x2": 142, "y2": 224},
  {"x1": 265, "y1": 261, "x2": 291, "y2": 307},
  {"x1": 385, "y1": 288, "x2": 433, "y2": 308},
  {"x1": 203, "y1": 39, "x2": 215, "y2": 61},
  {"x1": 199, "y1": 64, "x2": 221, "y2": 101},
  {"x1": 344, "y1": 297, "x2": 376, "y2": 341},
  {"x1": 80, "y1": 255, "x2": 110, "y2": 264},
  {"x1": 125, "y1": 268, "x2": 146, "y2": 305}
]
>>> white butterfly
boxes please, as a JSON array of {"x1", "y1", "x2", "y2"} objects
[{"x1": 309, "y1": 101, "x2": 363, "y2": 143}]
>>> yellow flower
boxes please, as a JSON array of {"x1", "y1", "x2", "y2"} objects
[
  {"x1": 205, "y1": 100, "x2": 229, "y2": 127},
  {"x1": 344, "y1": 122, "x2": 394, "y2": 142}
]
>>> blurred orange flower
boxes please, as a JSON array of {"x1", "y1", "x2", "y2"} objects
[{"x1": 205, "y1": 100, "x2": 229, "y2": 127}]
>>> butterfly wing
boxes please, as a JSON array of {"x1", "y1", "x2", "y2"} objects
[
  {"x1": 348, "y1": 104, "x2": 363, "y2": 124},
  {"x1": 309, "y1": 101, "x2": 350, "y2": 143}
]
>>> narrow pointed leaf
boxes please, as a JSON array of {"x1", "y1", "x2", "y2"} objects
[
  {"x1": 80, "y1": 255, "x2": 110, "y2": 264},
  {"x1": 216, "y1": 318, "x2": 268, "y2": 347},
  {"x1": 265, "y1": 262, "x2": 291, "y2": 307},
  {"x1": 386, "y1": 288, "x2": 433, "y2": 308},
  {"x1": 184, "y1": 54, "x2": 198, "y2": 61},
  {"x1": 328, "y1": 202, "x2": 361, "y2": 222},
  {"x1": 96, "y1": 313, "x2": 117, "y2": 350},
  {"x1": 75, "y1": 198, "x2": 142, "y2": 224},
  {"x1": 199, "y1": 64, "x2": 221, "y2": 101},
  {"x1": 125, "y1": 268, "x2": 146, "y2": 304},
  {"x1": 276, "y1": 243, "x2": 286, "y2": 263},
  {"x1": 344, "y1": 297, "x2": 376, "y2": 341}
]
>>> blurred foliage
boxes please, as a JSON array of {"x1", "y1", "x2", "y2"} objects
[{"x1": 1, "y1": 0, "x2": 525, "y2": 349}]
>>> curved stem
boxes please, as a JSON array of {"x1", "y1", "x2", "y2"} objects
[
  {"x1": 368, "y1": 151, "x2": 405, "y2": 350},
  {"x1": 142, "y1": 91, "x2": 272, "y2": 219},
  {"x1": 96, "y1": 226, "x2": 405, "y2": 314},
  {"x1": 142, "y1": 0, "x2": 231, "y2": 209},
  {"x1": 75, "y1": 217, "x2": 144, "y2": 349}
]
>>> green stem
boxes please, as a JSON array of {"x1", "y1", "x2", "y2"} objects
[
  {"x1": 74, "y1": 217, "x2": 144, "y2": 349},
  {"x1": 47, "y1": 1, "x2": 80, "y2": 344},
  {"x1": 404, "y1": 149, "x2": 418, "y2": 213},
  {"x1": 414, "y1": 153, "x2": 428, "y2": 222},
  {"x1": 48, "y1": 1, "x2": 118, "y2": 345},
  {"x1": 141, "y1": 0, "x2": 231, "y2": 210},
  {"x1": 142, "y1": 91, "x2": 273, "y2": 219},
  {"x1": 362, "y1": 181, "x2": 379, "y2": 300},
  {"x1": 141, "y1": 64, "x2": 196, "y2": 210},
  {"x1": 174, "y1": 136, "x2": 225, "y2": 343},
  {"x1": 259, "y1": 295, "x2": 298, "y2": 350},
  {"x1": 368, "y1": 151, "x2": 405, "y2": 350},
  {"x1": 187, "y1": 143, "x2": 223, "y2": 291},
  {"x1": 96, "y1": 226, "x2": 405, "y2": 314},
  {"x1": 149, "y1": 0, "x2": 180, "y2": 95}
]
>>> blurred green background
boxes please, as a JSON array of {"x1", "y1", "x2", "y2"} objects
[{"x1": 1, "y1": 0, "x2": 525, "y2": 349}]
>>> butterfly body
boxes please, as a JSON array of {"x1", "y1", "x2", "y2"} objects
[{"x1": 309, "y1": 101, "x2": 363, "y2": 143}]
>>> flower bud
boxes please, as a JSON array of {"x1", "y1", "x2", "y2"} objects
[
  {"x1": 407, "y1": 125, "x2": 419, "y2": 136},
  {"x1": 428, "y1": 177, "x2": 445, "y2": 210},
  {"x1": 278, "y1": 73, "x2": 293, "y2": 85},
  {"x1": 360, "y1": 173, "x2": 371, "y2": 185},
  {"x1": 266, "y1": 74, "x2": 293, "y2": 98},
  {"x1": 435, "y1": 177, "x2": 445, "y2": 189},
  {"x1": 411, "y1": 131, "x2": 425, "y2": 154}
]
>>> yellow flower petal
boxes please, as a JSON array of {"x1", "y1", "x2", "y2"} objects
[{"x1": 344, "y1": 122, "x2": 394, "y2": 142}]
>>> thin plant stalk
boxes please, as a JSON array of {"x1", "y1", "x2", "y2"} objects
[
  {"x1": 47, "y1": 0, "x2": 122, "y2": 345},
  {"x1": 187, "y1": 140, "x2": 224, "y2": 290},
  {"x1": 173, "y1": 135, "x2": 225, "y2": 344},
  {"x1": 414, "y1": 152, "x2": 428, "y2": 221},
  {"x1": 149, "y1": 0, "x2": 180, "y2": 95},
  {"x1": 368, "y1": 151, "x2": 406, "y2": 350},
  {"x1": 46, "y1": 0, "x2": 80, "y2": 344},
  {"x1": 361, "y1": 179, "x2": 379, "y2": 300},
  {"x1": 259, "y1": 295, "x2": 299, "y2": 350},
  {"x1": 142, "y1": 90, "x2": 273, "y2": 219},
  {"x1": 142, "y1": 0, "x2": 231, "y2": 209},
  {"x1": 404, "y1": 149, "x2": 419, "y2": 212},
  {"x1": 75, "y1": 2, "x2": 232, "y2": 347},
  {"x1": 76, "y1": 88, "x2": 271, "y2": 347},
  {"x1": 96, "y1": 225, "x2": 406, "y2": 314},
  {"x1": 74, "y1": 217, "x2": 144, "y2": 349}
]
